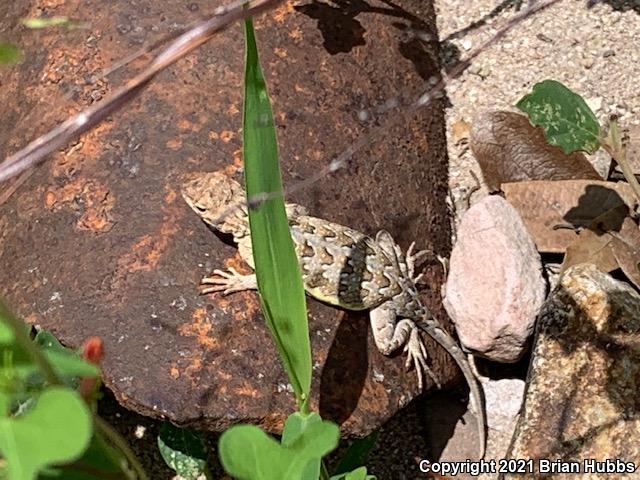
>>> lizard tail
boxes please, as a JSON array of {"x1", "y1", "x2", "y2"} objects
[{"x1": 416, "y1": 319, "x2": 487, "y2": 460}]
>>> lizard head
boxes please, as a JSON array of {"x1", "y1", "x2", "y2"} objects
[{"x1": 181, "y1": 170, "x2": 249, "y2": 238}]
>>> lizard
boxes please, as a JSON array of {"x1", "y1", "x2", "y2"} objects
[{"x1": 181, "y1": 169, "x2": 486, "y2": 458}]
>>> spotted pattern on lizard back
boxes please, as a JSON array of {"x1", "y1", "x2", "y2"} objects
[{"x1": 292, "y1": 216, "x2": 403, "y2": 309}]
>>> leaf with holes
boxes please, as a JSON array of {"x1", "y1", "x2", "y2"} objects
[
  {"x1": 158, "y1": 423, "x2": 208, "y2": 480},
  {"x1": 516, "y1": 80, "x2": 601, "y2": 154}
]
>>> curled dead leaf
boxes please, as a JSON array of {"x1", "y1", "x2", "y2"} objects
[{"x1": 470, "y1": 111, "x2": 601, "y2": 192}]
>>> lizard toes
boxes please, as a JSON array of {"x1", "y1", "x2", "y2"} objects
[
  {"x1": 200, "y1": 285, "x2": 227, "y2": 294},
  {"x1": 201, "y1": 277, "x2": 235, "y2": 285}
]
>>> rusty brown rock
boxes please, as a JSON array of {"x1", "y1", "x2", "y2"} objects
[
  {"x1": 0, "y1": 1, "x2": 454, "y2": 435},
  {"x1": 503, "y1": 264, "x2": 640, "y2": 479}
]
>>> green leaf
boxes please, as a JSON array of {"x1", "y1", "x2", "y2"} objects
[
  {"x1": 281, "y1": 412, "x2": 322, "y2": 446},
  {"x1": 0, "y1": 329, "x2": 99, "y2": 392},
  {"x1": 0, "y1": 43, "x2": 20, "y2": 64},
  {"x1": 219, "y1": 417, "x2": 339, "y2": 480},
  {"x1": 330, "y1": 466, "x2": 376, "y2": 480},
  {"x1": 516, "y1": 79, "x2": 601, "y2": 154},
  {"x1": 333, "y1": 431, "x2": 378, "y2": 475},
  {"x1": 157, "y1": 423, "x2": 208, "y2": 480},
  {"x1": 33, "y1": 331, "x2": 67, "y2": 353},
  {"x1": 0, "y1": 387, "x2": 92, "y2": 480},
  {"x1": 282, "y1": 413, "x2": 323, "y2": 480},
  {"x1": 36, "y1": 331, "x2": 99, "y2": 380},
  {"x1": 242, "y1": 18, "x2": 312, "y2": 408}
]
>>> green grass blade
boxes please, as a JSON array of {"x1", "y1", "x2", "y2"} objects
[{"x1": 242, "y1": 18, "x2": 311, "y2": 409}]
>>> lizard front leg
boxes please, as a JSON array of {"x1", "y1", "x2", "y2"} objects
[
  {"x1": 200, "y1": 268, "x2": 257, "y2": 295},
  {"x1": 369, "y1": 302, "x2": 436, "y2": 389},
  {"x1": 200, "y1": 235, "x2": 257, "y2": 295}
]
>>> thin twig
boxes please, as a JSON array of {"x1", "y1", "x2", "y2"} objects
[
  {"x1": 602, "y1": 120, "x2": 640, "y2": 204},
  {"x1": 464, "y1": 169, "x2": 482, "y2": 210},
  {"x1": 0, "y1": 168, "x2": 33, "y2": 207},
  {"x1": 0, "y1": 0, "x2": 284, "y2": 184}
]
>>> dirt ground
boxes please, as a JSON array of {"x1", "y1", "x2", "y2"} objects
[{"x1": 436, "y1": 0, "x2": 640, "y2": 221}]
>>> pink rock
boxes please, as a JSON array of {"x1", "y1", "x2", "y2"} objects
[{"x1": 443, "y1": 195, "x2": 546, "y2": 362}]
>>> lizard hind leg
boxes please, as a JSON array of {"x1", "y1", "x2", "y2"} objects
[
  {"x1": 200, "y1": 267, "x2": 257, "y2": 295},
  {"x1": 370, "y1": 303, "x2": 438, "y2": 390},
  {"x1": 404, "y1": 327, "x2": 440, "y2": 390}
]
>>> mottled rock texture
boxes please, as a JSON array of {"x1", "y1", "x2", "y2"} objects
[{"x1": 504, "y1": 264, "x2": 640, "y2": 479}]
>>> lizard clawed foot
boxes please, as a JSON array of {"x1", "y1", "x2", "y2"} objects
[
  {"x1": 404, "y1": 328, "x2": 440, "y2": 390},
  {"x1": 406, "y1": 242, "x2": 432, "y2": 283},
  {"x1": 200, "y1": 268, "x2": 257, "y2": 295}
]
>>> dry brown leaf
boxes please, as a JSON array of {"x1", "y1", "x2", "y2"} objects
[
  {"x1": 611, "y1": 217, "x2": 640, "y2": 289},
  {"x1": 503, "y1": 180, "x2": 638, "y2": 253},
  {"x1": 561, "y1": 205, "x2": 640, "y2": 289},
  {"x1": 470, "y1": 111, "x2": 601, "y2": 192},
  {"x1": 561, "y1": 206, "x2": 628, "y2": 275}
]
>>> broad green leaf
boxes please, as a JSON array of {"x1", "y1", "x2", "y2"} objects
[
  {"x1": 516, "y1": 79, "x2": 601, "y2": 154},
  {"x1": 157, "y1": 423, "x2": 208, "y2": 480},
  {"x1": 0, "y1": 43, "x2": 20, "y2": 64},
  {"x1": 333, "y1": 431, "x2": 378, "y2": 475},
  {"x1": 219, "y1": 419, "x2": 339, "y2": 480},
  {"x1": 281, "y1": 412, "x2": 322, "y2": 446},
  {"x1": 282, "y1": 413, "x2": 323, "y2": 480},
  {"x1": 331, "y1": 466, "x2": 376, "y2": 480},
  {"x1": 0, "y1": 387, "x2": 92, "y2": 480},
  {"x1": 243, "y1": 18, "x2": 311, "y2": 408}
]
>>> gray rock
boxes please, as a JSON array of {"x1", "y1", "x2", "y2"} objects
[
  {"x1": 504, "y1": 264, "x2": 640, "y2": 479},
  {"x1": 444, "y1": 195, "x2": 546, "y2": 362},
  {"x1": 484, "y1": 378, "x2": 525, "y2": 434}
]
